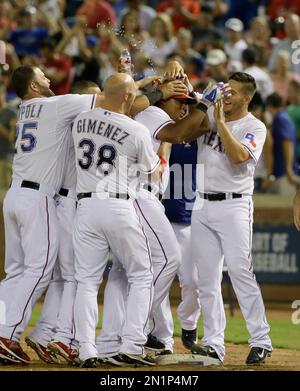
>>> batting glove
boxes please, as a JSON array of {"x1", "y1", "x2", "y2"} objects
[{"x1": 199, "y1": 82, "x2": 231, "y2": 109}]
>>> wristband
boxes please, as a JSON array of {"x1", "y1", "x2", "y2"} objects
[
  {"x1": 160, "y1": 156, "x2": 167, "y2": 168},
  {"x1": 196, "y1": 102, "x2": 208, "y2": 113},
  {"x1": 144, "y1": 90, "x2": 163, "y2": 105}
]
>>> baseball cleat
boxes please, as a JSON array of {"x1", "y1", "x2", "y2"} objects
[
  {"x1": 145, "y1": 334, "x2": 165, "y2": 352},
  {"x1": 181, "y1": 328, "x2": 197, "y2": 349},
  {"x1": 155, "y1": 349, "x2": 172, "y2": 356},
  {"x1": 103, "y1": 354, "x2": 136, "y2": 367},
  {"x1": 246, "y1": 347, "x2": 272, "y2": 365},
  {"x1": 191, "y1": 344, "x2": 221, "y2": 361},
  {"x1": 80, "y1": 357, "x2": 98, "y2": 368},
  {"x1": 0, "y1": 337, "x2": 30, "y2": 364},
  {"x1": 25, "y1": 336, "x2": 60, "y2": 364},
  {"x1": 47, "y1": 340, "x2": 79, "y2": 365},
  {"x1": 120, "y1": 353, "x2": 157, "y2": 366},
  {"x1": 0, "y1": 347, "x2": 22, "y2": 365}
]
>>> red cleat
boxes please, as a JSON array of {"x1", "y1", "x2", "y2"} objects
[{"x1": 0, "y1": 336, "x2": 30, "y2": 364}]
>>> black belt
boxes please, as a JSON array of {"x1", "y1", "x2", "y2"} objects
[
  {"x1": 21, "y1": 180, "x2": 40, "y2": 191},
  {"x1": 59, "y1": 188, "x2": 69, "y2": 197},
  {"x1": 198, "y1": 192, "x2": 242, "y2": 201},
  {"x1": 77, "y1": 192, "x2": 130, "y2": 201},
  {"x1": 146, "y1": 185, "x2": 163, "y2": 201}
]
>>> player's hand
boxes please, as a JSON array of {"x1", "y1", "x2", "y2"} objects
[
  {"x1": 214, "y1": 99, "x2": 225, "y2": 123},
  {"x1": 164, "y1": 60, "x2": 185, "y2": 81},
  {"x1": 158, "y1": 80, "x2": 187, "y2": 99},
  {"x1": 135, "y1": 75, "x2": 163, "y2": 90},
  {"x1": 293, "y1": 189, "x2": 300, "y2": 231},
  {"x1": 200, "y1": 82, "x2": 231, "y2": 109}
]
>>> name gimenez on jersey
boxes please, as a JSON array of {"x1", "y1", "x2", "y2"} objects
[
  {"x1": 18, "y1": 103, "x2": 44, "y2": 121},
  {"x1": 76, "y1": 118, "x2": 130, "y2": 145}
]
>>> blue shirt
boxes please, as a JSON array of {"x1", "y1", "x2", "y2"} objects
[
  {"x1": 272, "y1": 110, "x2": 298, "y2": 178},
  {"x1": 163, "y1": 141, "x2": 198, "y2": 224},
  {"x1": 10, "y1": 28, "x2": 49, "y2": 56}
]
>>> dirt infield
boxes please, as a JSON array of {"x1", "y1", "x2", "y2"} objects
[{"x1": 1, "y1": 334, "x2": 300, "y2": 372}]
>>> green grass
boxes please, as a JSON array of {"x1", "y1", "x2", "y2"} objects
[{"x1": 29, "y1": 304, "x2": 300, "y2": 350}]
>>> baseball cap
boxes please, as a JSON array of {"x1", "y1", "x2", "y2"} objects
[
  {"x1": 173, "y1": 91, "x2": 198, "y2": 104},
  {"x1": 206, "y1": 49, "x2": 227, "y2": 66},
  {"x1": 225, "y1": 18, "x2": 244, "y2": 32}
]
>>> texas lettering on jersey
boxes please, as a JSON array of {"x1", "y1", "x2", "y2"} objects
[{"x1": 202, "y1": 131, "x2": 225, "y2": 153}]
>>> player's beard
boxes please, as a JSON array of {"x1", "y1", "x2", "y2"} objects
[{"x1": 42, "y1": 87, "x2": 55, "y2": 97}]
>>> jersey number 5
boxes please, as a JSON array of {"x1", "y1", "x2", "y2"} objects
[
  {"x1": 78, "y1": 139, "x2": 117, "y2": 176},
  {"x1": 15, "y1": 122, "x2": 37, "y2": 153}
]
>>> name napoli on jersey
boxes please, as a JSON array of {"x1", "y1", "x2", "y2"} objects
[
  {"x1": 76, "y1": 118, "x2": 130, "y2": 145},
  {"x1": 18, "y1": 103, "x2": 43, "y2": 121},
  {"x1": 202, "y1": 131, "x2": 225, "y2": 153}
]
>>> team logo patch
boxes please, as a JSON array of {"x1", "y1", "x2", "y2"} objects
[{"x1": 245, "y1": 133, "x2": 256, "y2": 148}]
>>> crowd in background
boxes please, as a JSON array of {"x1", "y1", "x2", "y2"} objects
[{"x1": 0, "y1": 0, "x2": 300, "y2": 196}]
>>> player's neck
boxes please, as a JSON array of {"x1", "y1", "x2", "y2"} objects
[
  {"x1": 100, "y1": 99, "x2": 126, "y2": 115},
  {"x1": 225, "y1": 108, "x2": 249, "y2": 122}
]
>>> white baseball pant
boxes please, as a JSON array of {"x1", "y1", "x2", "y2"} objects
[
  {"x1": 97, "y1": 195, "x2": 180, "y2": 355},
  {"x1": 0, "y1": 180, "x2": 58, "y2": 341},
  {"x1": 73, "y1": 196, "x2": 154, "y2": 361},
  {"x1": 172, "y1": 222, "x2": 201, "y2": 331},
  {"x1": 29, "y1": 190, "x2": 77, "y2": 347},
  {"x1": 191, "y1": 196, "x2": 272, "y2": 361}
]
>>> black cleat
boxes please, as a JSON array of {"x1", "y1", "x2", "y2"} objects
[
  {"x1": 181, "y1": 328, "x2": 197, "y2": 349},
  {"x1": 155, "y1": 349, "x2": 172, "y2": 356},
  {"x1": 145, "y1": 334, "x2": 165, "y2": 352},
  {"x1": 80, "y1": 357, "x2": 98, "y2": 368},
  {"x1": 246, "y1": 347, "x2": 271, "y2": 365},
  {"x1": 103, "y1": 354, "x2": 136, "y2": 367},
  {"x1": 120, "y1": 353, "x2": 157, "y2": 366},
  {"x1": 191, "y1": 344, "x2": 221, "y2": 361}
]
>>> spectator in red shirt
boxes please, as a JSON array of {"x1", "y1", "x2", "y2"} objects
[
  {"x1": 157, "y1": 0, "x2": 200, "y2": 31},
  {"x1": 77, "y1": 0, "x2": 116, "y2": 30},
  {"x1": 39, "y1": 40, "x2": 72, "y2": 95}
]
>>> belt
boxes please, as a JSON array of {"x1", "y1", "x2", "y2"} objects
[
  {"x1": 198, "y1": 192, "x2": 243, "y2": 201},
  {"x1": 59, "y1": 188, "x2": 69, "y2": 197},
  {"x1": 145, "y1": 185, "x2": 163, "y2": 201},
  {"x1": 77, "y1": 192, "x2": 130, "y2": 201},
  {"x1": 21, "y1": 180, "x2": 40, "y2": 191}
]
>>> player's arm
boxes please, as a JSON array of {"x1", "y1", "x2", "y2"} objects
[
  {"x1": 293, "y1": 187, "x2": 300, "y2": 231},
  {"x1": 214, "y1": 100, "x2": 250, "y2": 164},
  {"x1": 156, "y1": 82, "x2": 229, "y2": 143},
  {"x1": 129, "y1": 80, "x2": 187, "y2": 117},
  {"x1": 156, "y1": 108, "x2": 209, "y2": 143}
]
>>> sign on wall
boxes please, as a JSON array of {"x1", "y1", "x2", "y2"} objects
[{"x1": 252, "y1": 225, "x2": 300, "y2": 284}]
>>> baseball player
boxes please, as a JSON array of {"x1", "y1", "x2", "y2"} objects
[
  {"x1": 71, "y1": 73, "x2": 163, "y2": 368},
  {"x1": 163, "y1": 140, "x2": 201, "y2": 350},
  {"x1": 25, "y1": 81, "x2": 102, "y2": 365},
  {"x1": 0, "y1": 66, "x2": 101, "y2": 364},
  {"x1": 191, "y1": 72, "x2": 273, "y2": 364},
  {"x1": 96, "y1": 78, "x2": 228, "y2": 362}
]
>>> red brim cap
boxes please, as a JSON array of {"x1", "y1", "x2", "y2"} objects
[{"x1": 173, "y1": 93, "x2": 198, "y2": 104}]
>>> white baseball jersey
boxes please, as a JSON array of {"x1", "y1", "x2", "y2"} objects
[
  {"x1": 197, "y1": 109, "x2": 266, "y2": 194},
  {"x1": 72, "y1": 107, "x2": 160, "y2": 196},
  {"x1": 134, "y1": 106, "x2": 175, "y2": 194},
  {"x1": 61, "y1": 134, "x2": 77, "y2": 190},
  {"x1": 13, "y1": 94, "x2": 96, "y2": 192}
]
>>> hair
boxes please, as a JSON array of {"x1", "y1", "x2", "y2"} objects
[
  {"x1": 229, "y1": 72, "x2": 256, "y2": 97},
  {"x1": 249, "y1": 91, "x2": 264, "y2": 111},
  {"x1": 71, "y1": 80, "x2": 99, "y2": 94},
  {"x1": 11, "y1": 65, "x2": 36, "y2": 99},
  {"x1": 265, "y1": 92, "x2": 283, "y2": 108},
  {"x1": 120, "y1": 10, "x2": 141, "y2": 35},
  {"x1": 242, "y1": 48, "x2": 256, "y2": 66},
  {"x1": 150, "y1": 13, "x2": 174, "y2": 41}
]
